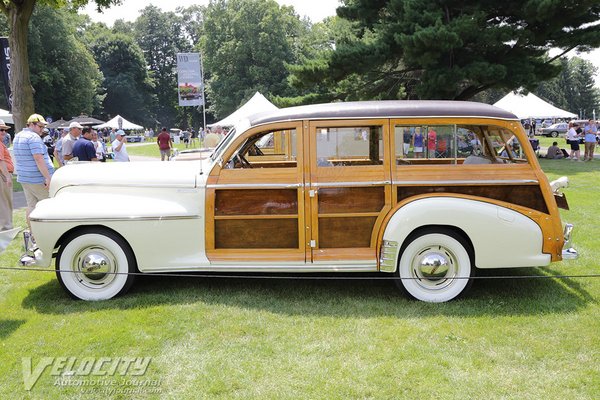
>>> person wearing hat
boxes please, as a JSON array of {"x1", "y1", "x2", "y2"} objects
[
  {"x1": 62, "y1": 121, "x2": 83, "y2": 162},
  {"x1": 111, "y1": 129, "x2": 130, "y2": 162},
  {"x1": 12, "y1": 114, "x2": 54, "y2": 231},
  {"x1": 0, "y1": 119, "x2": 14, "y2": 231}
]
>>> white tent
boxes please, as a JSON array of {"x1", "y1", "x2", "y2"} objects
[
  {"x1": 93, "y1": 115, "x2": 143, "y2": 130},
  {"x1": 493, "y1": 92, "x2": 577, "y2": 119},
  {"x1": 208, "y1": 92, "x2": 278, "y2": 128},
  {"x1": 0, "y1": 108, "x2": 13, "y2": 124}
]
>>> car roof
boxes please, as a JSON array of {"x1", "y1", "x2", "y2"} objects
[{"x1": 248, "y1": 100, "x2": 517, "y2": 127}]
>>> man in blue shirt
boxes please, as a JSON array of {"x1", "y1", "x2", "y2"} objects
[
  {"x1": 13, "y1": 114, "x2": 54, "y2": 231},
  {"x1": 72, "y1": 127, "x2": 98, "y2": 162},
  {"x1": 583, "y1": 119, "x2": 597, "y2": 161}
]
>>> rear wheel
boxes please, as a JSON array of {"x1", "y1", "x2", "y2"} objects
[
  {"x1": 56, "y1": 229, "x2": 136, "y2": 300},
  {"x1": 550, "y1": 131, "x2": 559, "y2": 138},
  {"x1": 395, "y1": 229, "x2": 474, "y2": 302}
]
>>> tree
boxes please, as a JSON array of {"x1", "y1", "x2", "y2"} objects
[
  {"x1": 290, "y1": 0, "x2": 600, "y2": 102},
  {"x1": 0, "y1": 0, "x2": 120, "y2": 131},
  {"x1": 90, "y1": 33, "x2": 155, "y2": 125},
  {"x1": 201, "y1": 0, "x2": 303, "y2": 118},
  {"x1": 134, "y1": 5, "x2": 193, "y2": 127},
  {"x1": 28, "y1": 5, "x2": 103, "y2": 119}
]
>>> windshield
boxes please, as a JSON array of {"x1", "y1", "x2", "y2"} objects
[{"x1": 210, "y1": 128, "x2": 237, "y2": 162}]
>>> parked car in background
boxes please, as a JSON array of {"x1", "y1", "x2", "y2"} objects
[
  {"x1": 540, "y1": 123, "x2": 568, "y2": 137},
  {"x1": 21, "y1": 101, "x2": 577, "y2": 303}
]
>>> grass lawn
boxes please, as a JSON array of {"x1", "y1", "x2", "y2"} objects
[
  {"x1": 0, "y1": 160, "x2": 598, "y2": 398},
  {"x1": 125, "y1": 141, "x2": 201, "y2": 159}
]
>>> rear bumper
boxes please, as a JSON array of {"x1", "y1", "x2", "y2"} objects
[{"x1": 562, "y1": 223, "x2": 578, "y2": 260}]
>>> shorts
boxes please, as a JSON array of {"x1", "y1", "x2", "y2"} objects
[
  {"x1": 569, "y1": 141, "x2": 580, "y2": 151},
  {"x1": 414, "y1": 146, "x2": 423, "y2": 153},
  {"x1": 403, "y1": 143, "x2": 410, "y2": 154},
  {"x1": 22, "y1": 183, "x2": 49, "y2": 212}
]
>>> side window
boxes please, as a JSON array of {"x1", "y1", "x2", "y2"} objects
[
  {"x1": 230, "y1": 128, "x2": 297, "y2": 169},
  {"x1": 316, "y1": 126, "x2": 383, "y2": 166},
  {"x1": 460, "y1": 125, "x2": 528, "y2": 164},
  {"x1": 395, "y1": 125, "x2": 455, "y2": 163}
]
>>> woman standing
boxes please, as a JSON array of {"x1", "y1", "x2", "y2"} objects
[{"x1": 566, "y1": 122, "x2": 582, "y2": 161}]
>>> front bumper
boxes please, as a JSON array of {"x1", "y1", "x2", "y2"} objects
[{"x1": 561, "y1": 223, "x2": 578, "y2": 260}]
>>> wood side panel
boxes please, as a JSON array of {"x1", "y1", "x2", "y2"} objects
[
  {"x1": 396, "y1": 185, "x2": 548, "y2": 213},
  {"x1": 313, "y1": 248, "x2": 376, "y2": 262},
  {"x1": 318, "y1": 216, "x2": 378, "y2": 248},
  {"x1": 215, "y1": 218, "x2": 299, "y2": 249},
  {"x1": 215, "y1": 189, "x2": 298, "y2": 215},
  {"x1": 318, "y1": 187, "x2": 385, "y2": 214},
  {"x1": 206, "y1": 250, "x2": 305, "y2": 263}
]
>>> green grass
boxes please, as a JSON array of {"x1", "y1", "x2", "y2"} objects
[
  {"x1": 125, "y1": 141, "x2": 202, "y2": 159},
  {"x1": 536, "y1": 135, "x2": 600, "y2": 154},
  {"x1": 0, "y1": 160, "x2": 598, "y2": 399}
]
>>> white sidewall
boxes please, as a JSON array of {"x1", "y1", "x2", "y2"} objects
[
  {"x1": 399, "y1": 233, "x2": 471, "y2": 302},
  {"x1": 58, "y1": 234, "x2": 130, "y2": 301}
]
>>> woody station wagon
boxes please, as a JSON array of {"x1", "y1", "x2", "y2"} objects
[{"x1": 22, "y1": 101, "x2": 577, "y2": 302}]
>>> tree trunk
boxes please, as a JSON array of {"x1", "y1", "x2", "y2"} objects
[{"x1": 6, "y1": 1, "x2": 35, "y2": 132}]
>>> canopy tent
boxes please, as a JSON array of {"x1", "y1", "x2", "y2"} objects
[
  {"x1": 46, "y1": 118, "x2": 69, "y2": 129},
  {"x1": 207, "y1": 92, "x2": 278, "y2": 128},
  {"x1": 66, "y1": 115, "x2": 106, "y2": 126},
  {"x1": 493, "y1": 92, "x2": 577, "y2": 120},
  {"x1": 93, "y1": 115, "x2": 143, "y2": 130},
  {"x1": 0, "y1": 108, "x2": 13, "y2": 124}
]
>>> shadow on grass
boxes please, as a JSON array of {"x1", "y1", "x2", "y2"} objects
[
  {"x1": 0, "y1": 319, "x2": 26, "y2": 340},
  {"x1": 21, "y1": 267, "x2": 595, "y2": 318}
]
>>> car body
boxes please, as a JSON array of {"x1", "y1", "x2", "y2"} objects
[
  {"x1": 23, "y1": 101, "x2": 577, "y2": 302},
  {"x1": 539, "y1": 123, "x2": 568, "y2": 137}
]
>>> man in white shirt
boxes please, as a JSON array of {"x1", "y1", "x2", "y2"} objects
[
  {"x1": 62, "y1": 122, "x2": 83, "y2": 161},
  {"x1": 111, "y1": 130, "x2": 130, "y2": 162}
]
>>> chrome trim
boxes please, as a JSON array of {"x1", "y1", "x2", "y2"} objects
[
  {"x1": 56, "y1": 183, "x2": 196, "y2": 190},
  {"x1": 379, "y1": 240, "x2": 399, "y2": 273},
  {"x1": 394, "y1": 179, "x2": 538, "y2": 186},
  {"x1": 312, "y1": 181, "x2": 391, "y2": 188},
  {"x1": 30, "y1": 215, "x2": 200, "y2": 223},
  {"x1": 207, "y1": 183, "x2": 301, "y2": 189},
  {"x1": 562, "y1": 223, "x2": 578, "y2": 260},
  {"x1": 141, "y1": 264, "x2": 379, "y2": 273}
]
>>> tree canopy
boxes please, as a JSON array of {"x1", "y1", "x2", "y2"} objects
[{"x1": 288, "y1": 0, "x2": 600, "y2": 102}]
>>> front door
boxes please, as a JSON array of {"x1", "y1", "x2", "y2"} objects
[
  {"x1": 307, "y1": 120, "x2": 392, "y2": 264},
  {"x1": 206, "y1": 122, "x2": 306, "y2": 263}
]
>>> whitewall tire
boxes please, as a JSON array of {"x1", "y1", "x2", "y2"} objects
[
  {"x1": 56, "y1": 229, "x2": 136, "y2": 300},
  {"x1": 396, "y1": 229, "x2": 473, "y2": 302}
]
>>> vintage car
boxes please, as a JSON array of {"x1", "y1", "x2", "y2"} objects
[{"x1": 22, "y1": 101, "x2": 577, "y2": 302}]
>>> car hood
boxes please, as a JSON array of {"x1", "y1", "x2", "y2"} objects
[{"x1": 50, "y1": 160, "x2": 208, "y2": 196}]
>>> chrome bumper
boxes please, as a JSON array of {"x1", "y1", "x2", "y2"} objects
[
  {"x1": 562, "y1": 223, "x2": 578, "y2": 260},
  {"x1": 19, "y1": 231, "x2": 42, "y2": 266}
]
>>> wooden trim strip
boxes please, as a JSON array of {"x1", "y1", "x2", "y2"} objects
[{"x1": 214, "y1": 214, "x2": 299, "y2": 220}]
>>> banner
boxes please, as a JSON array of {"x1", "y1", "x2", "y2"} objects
[
  {"x1": 176, "y1": 53, "x2": 204, "y2": 107},
  {"x1": 0, "y1": 37, "x2": 11, "y2": 111}
]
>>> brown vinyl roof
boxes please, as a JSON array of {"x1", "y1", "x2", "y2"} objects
[{"x1": 248, "y1": 100, "x2": 517, "y2": 126}]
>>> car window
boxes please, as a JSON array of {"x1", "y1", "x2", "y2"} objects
[
  {"x1": 227, "y1": 128, "x2": 297, "y2": 169},
  {"x1": 316, "y1": 126, "x2": 383, "y2": 167}
]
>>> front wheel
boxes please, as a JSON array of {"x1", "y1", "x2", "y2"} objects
[
  {"x1": 550, "y1": 131, "x2": 559, "y2": 138},
  {"x1": 56, "y1": 229, "x2": 136, "y2": 300},
  {"x1": 395, "y1": 229, "x2": 474, "y2": 302}
]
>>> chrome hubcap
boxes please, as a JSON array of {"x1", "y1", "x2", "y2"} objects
[
  {"x1": 412, "y1": 246, "x2": 457, "y2": 290},
  {"x1": 73, "y1": 247, "x2": 116, "y2": 288}
]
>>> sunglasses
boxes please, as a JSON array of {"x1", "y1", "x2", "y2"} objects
[{"x1": 0, "y1": 129, "x2": 6, "y2": 132}]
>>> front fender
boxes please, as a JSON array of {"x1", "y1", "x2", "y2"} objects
[{"x1": 381, "y1": 196, "x2": 550, "y2": 271}]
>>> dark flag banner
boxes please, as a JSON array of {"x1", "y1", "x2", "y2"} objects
[{"x1": 0, "y1": 37, "x2": 11, "y2": 110}]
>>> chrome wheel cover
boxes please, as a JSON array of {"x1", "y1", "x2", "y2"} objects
[
  {"x1": 72, "y1": 246, "x2": 117, "y2": 289},
  {"x1": 411, "y1": 245, "x2": 457, "y2": 291}
]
